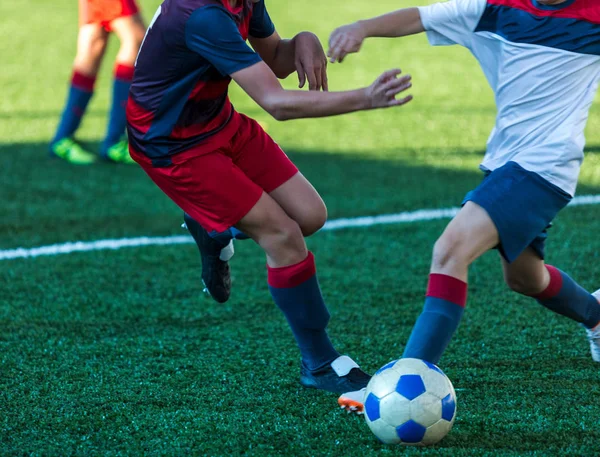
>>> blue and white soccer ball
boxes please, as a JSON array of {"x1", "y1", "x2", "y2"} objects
[{"x1": 364, "y1": 358, "x2": 457, "y2": 446}]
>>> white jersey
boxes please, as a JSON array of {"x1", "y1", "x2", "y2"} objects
[{"x1": 418, "y1": 0, "x2": 600, "y2": 195}]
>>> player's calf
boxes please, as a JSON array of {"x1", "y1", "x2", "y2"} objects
[
  {"x1": 521, "y1": 265, "x2": 600, "y2": 362},
  {"x1": 403, "y1": 202, "x2": 499, "y2": 364},
  {"x1": 528, "y1": 265, "x2": 600, "y2": 329},
  {"x1": 267, "y1": 251, "x2": 373, "y2": 394}
]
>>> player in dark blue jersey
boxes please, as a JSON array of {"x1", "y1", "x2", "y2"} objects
[{"x1": 127, "y1": 0, "x2": 413, "y2": 401}]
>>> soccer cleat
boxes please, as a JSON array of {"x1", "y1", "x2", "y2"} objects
[
  {"x1": 103, "y1": 139, "x2": 136, "y2": 164},
  {"x1": 585, "y1": 289, "x2": 600, "y2": 362},
  {"x1": 184, "y1": 213, "x2": 233, "y2": 303},
  {"x1": 338, "y1": 388, "x2": 366, "y2": 414},
  {"x1": 300, "y1": 355, "x2": 371, "y2": 397},
  {"x1": 50, "y1": 137, "x2": 97, "y2": 164}
]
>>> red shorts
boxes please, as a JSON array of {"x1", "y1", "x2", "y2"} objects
[
  {"x1": 130, "y1": 112, "x2": 299, "y2": 233},
  {"x1": 79, "y1": 0, "x2": 140, "y2": 31}
]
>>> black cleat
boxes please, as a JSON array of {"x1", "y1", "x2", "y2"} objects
[
  {"x1": 183, "y1": 213, "x2": 233, "y2": 303},
  {"x1": 300, "y1": 355, "x2": 371, "y2": 395}
]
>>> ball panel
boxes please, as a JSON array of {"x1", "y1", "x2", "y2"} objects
[
  {"x1": 422, "y1": 419, "x2": 453, "y2": 446},
  {"x1": 379, "y1": 392, "x2": 411, "y2": 426},
  {"x1": 367, "y1": 420, "x2": 402, "y2": 445},
  {"x1": 364, "y1": 393, "x2": 381, "y2": 422},
  {"x1": 392, "y1": 358, "x2": 430, "y2": 377},
  {"x1": 409, "y1": 392, "x2": 442, "y2": 427},
  {"x1": 423, "y1": 360, "x2": 444, "y2": 375},
  {"x1": 375, "y1": 359, "x2": 398, "y2": 375},
  {"x1": 396, "y1": 420, "x2": 427, "y2": 444},
  {"x1": 395, "y1": 374, "x2": 426, "y2": 400},
  {"x1": 441, "y1": 392, "x2": 457, "y2": 422},
  {"x1": 420, "y1": 368, "x2": 453, "y2": 399},
  {"x1": 367, "y1": 368, "x2": 402, "y2": 399}
]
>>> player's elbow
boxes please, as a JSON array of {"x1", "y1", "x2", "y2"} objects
[
  {"x1": 270, "y1": 109, "x2": 293, "y2": 122},
  {"x1": 262, "y1": 95, "x2": 293, "y2": 121},
  {"x1": 272, "y1": 67, "x2": 293, "y2": 80}
]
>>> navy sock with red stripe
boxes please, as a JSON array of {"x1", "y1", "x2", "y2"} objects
[
  {"x1": 402, "y1": 274, "x2": 467, "y2": 365},
  {"x1": 52, "y1": 71, "x2": 96, "y2": 144},
  {"x1": 102, "y1": 63, "x2": 134, "y2": 154},
  {"x1": 268, "y1": 252, "x2": 339, "y2": 371},
  {"x1": 534, "y1": 265, "x2": 600, "y2": 329}
]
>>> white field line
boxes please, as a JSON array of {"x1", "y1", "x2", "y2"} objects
[{"x1": 2, "y1": 194, "x2": 600, "y2": 261}]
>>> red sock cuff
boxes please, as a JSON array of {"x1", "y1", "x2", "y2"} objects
[
  {"x1": 115, "y1": 63, "x2": 135, "y2": 82},
  {"x1": 534, "y1": 265, "x2": 563, "y2": 300},
  {"x1": 72, "y1": 71, "x2": 96, "y2": 91},
  {"x1": 426, "y1": 274, "x2": 468, "y2": 308},
  {"x1": 267, "y1": 252, "x2": 316, "y2": 289}
]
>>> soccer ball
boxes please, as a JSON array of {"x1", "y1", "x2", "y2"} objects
[{"x1": 364, "y1": 358, "x2": 457, "y2": 446}]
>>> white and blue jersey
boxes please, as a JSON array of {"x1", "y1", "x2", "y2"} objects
[{"x1": 419, "y1": 0, "x2": 600, "y2": 196}]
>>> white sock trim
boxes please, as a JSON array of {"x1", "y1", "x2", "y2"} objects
[{"x1": 219, "y1": 240, "x2": 234, "y2": 261}]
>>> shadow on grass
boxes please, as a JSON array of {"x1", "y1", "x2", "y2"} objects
[{"x1": 1, "y1": 141, "x2": 600, "y2": 249}]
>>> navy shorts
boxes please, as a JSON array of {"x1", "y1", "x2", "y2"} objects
[{"x1": 462, "y1": 161, "x2": 572, "y2": 263}]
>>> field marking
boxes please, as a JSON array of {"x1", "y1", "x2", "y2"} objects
[{"x1": 2, "y1": 194, "x2": 600, "y2": 261}]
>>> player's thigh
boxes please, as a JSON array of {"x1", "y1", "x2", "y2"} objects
[
  {"x1": 110, "y1": 13, "x2": 146, "y2": 51},
  {"x1": 268, "y1": 173, "x2": 327, "y2": 237},
  {"x1": 433, "y1": 201, "x2": 500, "y2": 270},
  {"x1": 501, "y1": 247, "x2": 548, "y2": 295},
  {"x1": 229, "y1": 115, "x2": 322, "y2": 231},
  {"x1": 74, "y1": 24, "x2": 109, "y2": 74}
]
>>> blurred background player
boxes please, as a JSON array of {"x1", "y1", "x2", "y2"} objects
[
  {"x1": 329, "y1": 0, "x2": 600, "y2": 412},
  {"x1": 50, "y1": 0, "x2": 146, "y2": 164},
  {"x1": 128, "y1": 0, "x2": 412, "y2": 400}
]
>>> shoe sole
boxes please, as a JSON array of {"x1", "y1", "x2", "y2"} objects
[{"x1": 337, "y1": 395, "x2": 364, "y2": 415}]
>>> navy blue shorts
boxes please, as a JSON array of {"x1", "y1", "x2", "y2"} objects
[{"x1": 462, "y1": 162, "x2": 572, "y2": 263}]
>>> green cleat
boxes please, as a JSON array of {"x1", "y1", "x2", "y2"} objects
[
  {"x1": 50, "y1": 138, "x2": 97, "y2": 165},
  {"x1": 104, "y1": 139, "x2": 136, "y2": 164}
]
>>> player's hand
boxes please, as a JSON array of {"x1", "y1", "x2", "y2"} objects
[
  {"x1": 366, "y1": 69, "x2": 413, "y2": 109},
  {"x1": 328, "y1": 22, "x2": 366, "y2": 64},
  {"x1": 293, "y1": 32, "x2": 328, "y2": 91}
]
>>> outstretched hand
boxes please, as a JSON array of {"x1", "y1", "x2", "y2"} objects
[
  {"x1": 328, "y1": 22, "x2": 366, "y2": 64},
  {"x1": 294, "y1": 32, "x2": 328, "y2": 91},
  {"x1": 366, "y1": 69, "x2": 413, "y2": 109}
]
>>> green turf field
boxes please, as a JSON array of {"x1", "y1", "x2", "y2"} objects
[{"x1": 2, "y1": 1, "x2": 600, "y2": 455}]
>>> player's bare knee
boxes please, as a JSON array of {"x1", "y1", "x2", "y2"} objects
[
  {"x1": 117, "y1": 42, "x2": 142, "y2": 65},
  {"x1": 431, "y1": 236, "x2": 466, "y2": 271},
  {"x1": 259, "y1": 219, "x2": 306, "y2": 263},
  {"x1": 123, "y1": 31, "x2": 145, "y2": 53},
  {"x1": 274, "y1": 219, "x2": 305, "y2": 252},
  {"x1": 504, "y1": 274, "x2": 545, "y2": 296},
  {"x1": 299, "y1": 204, "x2": 327, "y2": 237},
  {"x1": 75, "y1": 36, "x2": 107, "y2": 71}
]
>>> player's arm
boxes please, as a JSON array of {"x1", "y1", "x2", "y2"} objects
[
  {"x1": 250, "y1": 32, "x2": 328, "y2": 91},
  {"x1": 232, "y1": 61, "x2": 412, "y2": 121},
  {"x1": 328, "y1": 8, "x2": 424, "y2": 63},
  {"x1": 248, "y1": 0, "x2": 328, "y2": 91},
  {"x1": 185, "y1": 7, "x2": 411, "y2": 121},
  {"x1": 329, "y1": 0, "x2": 486, "y2": 63}
]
